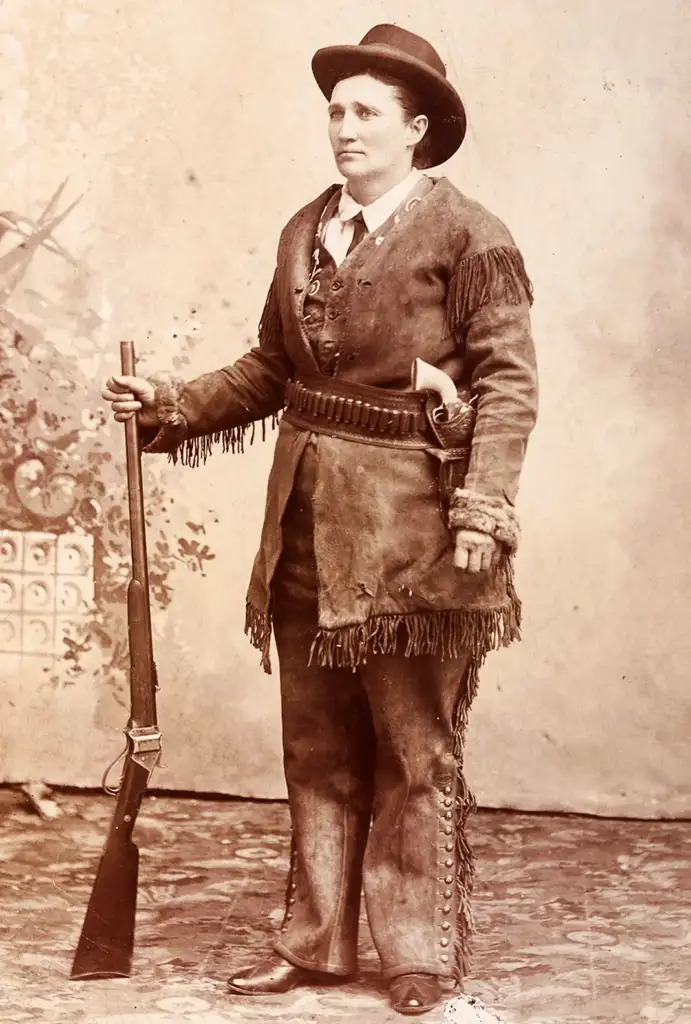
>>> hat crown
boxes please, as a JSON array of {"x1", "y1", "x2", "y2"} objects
[{"x1": 358, "y1": 24, "x2": 447, "y2": 80}]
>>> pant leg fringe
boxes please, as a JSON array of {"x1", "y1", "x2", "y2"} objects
[
  {"x1": 277, "y1": 831, "x2": 298, "y2": 935},
  {"x1": 451, "y1": 658, "x2": 480, "y2": 983}
]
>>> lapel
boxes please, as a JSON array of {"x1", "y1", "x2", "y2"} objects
[{"x1": 279, "y1": 185, "x2": 340, "y2": 368}]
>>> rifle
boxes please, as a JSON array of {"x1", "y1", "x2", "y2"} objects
[{"x1": 70, "y1": 340, "x2": 162, "y2": 980}]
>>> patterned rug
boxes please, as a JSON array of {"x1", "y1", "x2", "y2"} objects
[{"x1": 1, "y1": 789, "x2": 689, "y2": 1023}]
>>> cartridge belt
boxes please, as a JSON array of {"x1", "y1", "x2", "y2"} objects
[{"x1": 283, "y1": 377, "x2": 438, "y2": 449}]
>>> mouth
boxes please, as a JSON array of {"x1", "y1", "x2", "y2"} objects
[{"x1": 337, "y1": 151, "x2": 364, "y2": 158}]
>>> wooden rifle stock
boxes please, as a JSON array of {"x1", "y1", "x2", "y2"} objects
[{"x1": 70, "y1": 341, "x2": 162, "y2": 980}]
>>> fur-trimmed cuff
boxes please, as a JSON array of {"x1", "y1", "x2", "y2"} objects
[
  {"x1": 448, "y1": 489, "x2": 521, "y2": 553},
  {"x1": 141, "y1": 372, "x2": 188, "y2": 453},
  {"x1": 148, "y1": 372, "x2": 187, "y2": 427}
]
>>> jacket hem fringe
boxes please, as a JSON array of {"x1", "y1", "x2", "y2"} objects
[
  {"x1": 244, "y1": 600, "x2": 273, "y2": 674},
  {"x1": 307, "y1": 595, "x2": 521, "y2": 671},
  {"x1": 244, "y1": 557, "x2": 522, "y2": 678}
]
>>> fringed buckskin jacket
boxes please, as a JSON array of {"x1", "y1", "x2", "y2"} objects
[{"x1": 144, "y1": 175, "x2": 538, "y2": 677}]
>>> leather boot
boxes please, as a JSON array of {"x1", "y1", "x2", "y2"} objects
[{"x1": 227, "y1": 952, "x2": 346, "y2": 995}]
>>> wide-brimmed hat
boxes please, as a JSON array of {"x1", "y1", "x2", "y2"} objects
[{"x1": 312, "y1": 24, "x2": 466, "y2": 167}]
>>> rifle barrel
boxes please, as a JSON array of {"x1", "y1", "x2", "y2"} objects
[
  {"x1": 121, "y1": 341, "x2": 150, "y2": 590},
  {"x1": 120, "y1": 341, "x2": 157, "y2": 729}
]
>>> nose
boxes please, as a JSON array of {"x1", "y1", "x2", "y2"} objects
[{"x1": 338, "y1": 111, "x2": 358, "y2": 141}]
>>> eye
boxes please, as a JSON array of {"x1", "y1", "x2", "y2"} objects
[
  {"x1": 329, "y1": 108, "x2": 343, "y2": 121},
  {"x1": 357, "y1": 108, "x2": 376, "y2": 120}
]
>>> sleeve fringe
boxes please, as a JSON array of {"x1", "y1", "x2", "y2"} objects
[
  {"x1": 167, "y1": 412, "x2": 281, "y2": 467},
  {"x1": 447, "y1": 244, "x2": 534, "y2": 332},
  {"x1": 167, "y1": 274, "x2": 284, "y2": 468}
]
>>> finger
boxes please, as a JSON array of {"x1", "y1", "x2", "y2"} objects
[
  {"x1": 102, "y1": 387, "x2": 134, "y2": 401},
  {"x1": 112, "y1": 399, "x2": 142, "y2": 413},
  {"x1": 112, "y1": 374, "x2": 144, "y2": 390},
  {"x1": 480, "y1": 550, "x2": 493, "y2": 572},
  {"x1": 453, "y1": 541, "x2": 469, "y2": 570},
  {"x1": 103, "y1": 389, "x2": 136, "y2": 404},
  {"x1": 104, "y1": 376, "x2": 133, "y2": 394},
  {"x1": 466, "y1": 549, "x2": 483, "y2": 573},
  {"x1": 109, "y1": 375, "x2": 150, "y2": 397},
  {"x1": 114, "y1": 410, "x2": 137, "y2": 422}
]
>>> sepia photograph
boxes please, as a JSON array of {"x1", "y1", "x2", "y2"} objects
[{"x1": 1, "y1": 2, "x2": 690, "y2": 1022}]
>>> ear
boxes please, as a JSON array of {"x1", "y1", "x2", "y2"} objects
[{"x1": 407, "y1": 113, "x2": 429, "y2": 147}]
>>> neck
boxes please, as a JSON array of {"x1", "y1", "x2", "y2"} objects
[{"x1": 346, "y1": 163, "x2": 416, "y2": 206}]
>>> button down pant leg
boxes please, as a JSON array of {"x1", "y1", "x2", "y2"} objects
[
  {"x1": 358, "y1": 649, "x2": 476, "y2": 984},
  {"x1": 271, "y1": 442, "x2": 375, "y2": 976}
]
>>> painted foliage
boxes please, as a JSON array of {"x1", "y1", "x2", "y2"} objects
[{"x1": 0, "y1": 183, "x2": 215, "y2": 697}]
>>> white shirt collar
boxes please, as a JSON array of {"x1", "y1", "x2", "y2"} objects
[{"x1": 337, "y1": 169, "x2": 423, "y2": 233}]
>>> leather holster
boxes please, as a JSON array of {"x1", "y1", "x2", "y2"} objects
[{"x1": 423, "y1": 395, "x2": 476, "y2": 505}]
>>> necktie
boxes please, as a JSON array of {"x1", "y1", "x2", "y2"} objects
[{"x1": 346, "y1": 212, "x2": 367, "y2": 256}]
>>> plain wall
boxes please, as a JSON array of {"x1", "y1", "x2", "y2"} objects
[{"x1": 2, "y1": 0, "x2": 691, "y2": 817}]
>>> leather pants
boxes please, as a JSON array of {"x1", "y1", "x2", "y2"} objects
[{"x1": 271, "y1": 438, "x2": 476, "y2": 982}]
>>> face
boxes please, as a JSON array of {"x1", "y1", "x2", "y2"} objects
[{"x1": 328, "y1": 74, "x2": 427, "y2": 183}]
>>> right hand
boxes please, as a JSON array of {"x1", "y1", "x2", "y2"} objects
[
  {"x1": 453, "y1": 528, "x2": 499, "y2": 573},
  {"x1": 102, "y1": 375, "x2": 158, "y2": 427}
]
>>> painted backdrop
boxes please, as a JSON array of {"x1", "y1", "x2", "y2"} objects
[{"x1": 1, "y1": 0, "x2": 690, "y2": 817}]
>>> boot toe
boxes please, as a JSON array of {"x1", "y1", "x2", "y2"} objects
[
  {"x1": 227, "y1": 956, "x2": 306, "y2": 995},
  {"x1": 389, "y1": 973, "x2": 442, "y2": 1016}
]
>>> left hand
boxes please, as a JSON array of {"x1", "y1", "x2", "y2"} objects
[{"x1": 453, "y1": 529, "x2": 499, "y2": 573}]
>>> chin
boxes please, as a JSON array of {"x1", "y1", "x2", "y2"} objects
[{"x1": 337, "y1": 159, "x2": 370, "y2": 179}]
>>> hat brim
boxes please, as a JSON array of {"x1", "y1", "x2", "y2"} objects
[{"x1": 312, "y1": 43, "x2": 466, "y2": 167}]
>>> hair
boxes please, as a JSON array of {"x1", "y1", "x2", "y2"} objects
[{"x1": 340, "y1": 68, "x2": 435, "y2": 169}]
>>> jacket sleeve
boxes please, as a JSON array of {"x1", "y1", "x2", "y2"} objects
[
  {"x1": 141, "y1": 271, "x2": 293, "y2": 465},
  {"x1": 446, "y1": 240, "x2": 539, "y2": 552}
]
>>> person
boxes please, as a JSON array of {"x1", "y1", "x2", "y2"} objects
[{"x1": 103, "y1": 24, "x2": 538, "y2": 1017}]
